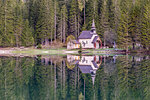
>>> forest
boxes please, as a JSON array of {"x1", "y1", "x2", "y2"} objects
[{"x1": 0, "y1": 0, "x2": 150, "y2": 51}]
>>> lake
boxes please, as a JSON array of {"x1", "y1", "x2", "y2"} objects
[{"x1": 0, "y1": 54, "x2": 149, "y2": 100}]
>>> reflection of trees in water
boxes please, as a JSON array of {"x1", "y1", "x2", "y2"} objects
[
  {"x1": 0, "y1": 55, "x2": 149, "y2": 100},
  {"x1": 94, "y1": 57, "x2": 117, "y2": 100},
  {"x1": 116, "y1": 56, "x2": 150, "y2": 100},
  {"x1": 103, "y1": 57, "x2": 116, "y2": 76},
  {"x1": 0, "y1": 57, "x2": 34, "y2": 100},
  {"x1": 94, "y1": 55, "x2": 150, "y2": 100},
  {"x1": 139, "y1": 60, "x2": 150, "y2": 100}
]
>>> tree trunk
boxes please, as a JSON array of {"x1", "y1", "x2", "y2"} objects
[
  {"x1": 84, "y1": 79, "x2": 85, "y2": 100},
  {"x1": 75, "y1": 15, "x2": 77, "y2": 39},
  {"x1": 63, "y1": 16, "x2": 66, "y2": 43},
  {"x1": 104, "y1": 36, "x2": 106, "y2": 47},
  {"x1": 61, "y1": 60, "x2": 63, "y2": 92},
  {"x1": 45, "y1": 38, "x2": 49, "y2": 46},
  {"x1": 4, "y1": 3, "x2": 6, "y2": 46},
  {"x1": 77, "y1": 15, "x2": 80, "y2": 37},
  {"x1": 114, "y1": 0, "x2": 119, "y2": 34},
  {"x1": 63, "y1": 60, "x2": 66, "y2": 88},
  {"x1": 78, "y1": 67, "x2": 79, "y2": 88},
  {"x1": 41, "y1": 38, "x2": 45, "y2": 45},
  {"x1": 84, "y1": 0, "x2": 85, "y2": 25},
  {"x1": 54, "y1": 1, "x2": 57, "y2": 42},
  {"x1": 133, "y1": 0, "x2": 135, "y2": 5},
  {"x1": 15, "y1": 33, "x2": 19, "y2": 47},
  {"x1": 132, "y1": 42, "x2": 135, "y2": 50},
  {"x1": 75, "y1": 66, "x2": 77, "y2": 89},
  {"x1": 126, "y1": 46, "x2": 128, "y2": 52},
  {"x1": 54, "y1": 61, "x2": 56, "y2": 100},
  {"x1": 61, "y1": 12, "x2": 63, "y2": 42}
]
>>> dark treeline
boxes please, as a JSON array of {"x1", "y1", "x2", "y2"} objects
[{"x1": 0, "y1": 0, "x2": 150, "y2": 50}]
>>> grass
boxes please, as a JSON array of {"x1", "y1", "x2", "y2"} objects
[
  {"x1": 12, "y1": 48, "x2": 66, "y2": 55},
  {"x1": 96, "y1": 48, "x2": 124, "y2": 50},
  {"x1": 11, "y1": 47, "x2": 125, "y2": 56}
]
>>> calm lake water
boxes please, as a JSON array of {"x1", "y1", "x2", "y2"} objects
[{"x1": 0, "y1": 54, "x2": 150, "y2": 100}]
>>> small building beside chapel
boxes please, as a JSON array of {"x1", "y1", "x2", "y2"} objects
[{"x1": 67, "y1": 19, "x2": 102, "y2": 49}]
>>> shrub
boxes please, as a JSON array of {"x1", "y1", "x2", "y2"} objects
[
  {"x1": 37, "y1": 44, "x2": 42, "y2": 49},
  {"x1": 66, "y1": 35, "x2": 75, "y2": 43},
  {"x1": 78, "y1": 44, "x2": 82, "y2": 53}
]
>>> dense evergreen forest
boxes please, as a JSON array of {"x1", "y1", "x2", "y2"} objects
[{"x1": 0, "y1": 0, "x2": 149, "y2": 50}]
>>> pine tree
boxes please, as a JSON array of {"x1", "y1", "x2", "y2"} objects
[
  {"x1": 141, "y1": 1, "x2": 150, "y2": 50},
  {"x1": 106, "y1": 0, "x2": 116, "y2": 47},
  {"x1": 85, "y1": 0, "x2": 94, "y2": 30},
  {"x1": 128, "y1": 5, "x2": 141, "y2": 49},
  {"x1": 69, "y1": 0, "x2": 78, "y2": 38},
  {"x1": 114, "y1": 0, "x2": 120, "y2": 39},
  {"x1": 13, "y1": 1, "x2": 24, "y2": 47},
  {"x1": 28, "y1": 0, "x2": 38, "y2": 29},
  {"x1": 28, "y1": 0, "x2": 40, "y2": 45},
  {"x1": 62, "y1": 5, "x2": 68, "y2": 43},
  {"x1": 100, "y1": 0, "x2": 109, "y2": 47},
  {"x1": 0, "y1": 0, "x2": 3, "y2": 45},
  {"x1": 117, "y1": 0, "x2": 132, "y2": 51},
  {"x1": 35, "y1": 0, "x2": 54, "y2": 45},
  {"x1": 54, "y1": 0, "x2": 57, "y2": 42},
  {"x1": 21, "y1": 20, "x2": 34, "y2": 47},
  {"x1": 1, "y1": 0, "x2": 15, "y2": 47},
  {"x1": 49, "y1": 0, "x2": 55, "y2": 44},
  {"x1": 56, "y1": 2, "x2": 67, "y2": 43},
  {"x1": 57, "y1": 7, "x2": 63, "y2": 42},
  {"x1": 107, "y1": 0, "x2": 115, "y2": 29}
]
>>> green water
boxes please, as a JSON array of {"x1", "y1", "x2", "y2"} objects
[{"x1": 0, "y1": 54, "x2": 149, "y2": 100}]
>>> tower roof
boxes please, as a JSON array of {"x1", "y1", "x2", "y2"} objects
[
  {"x1": 91, "y1": 19, "x2": 96, "y2": 32},
  {"x1": 92, "y1": 19, "x2": 95, "y2": 28}
]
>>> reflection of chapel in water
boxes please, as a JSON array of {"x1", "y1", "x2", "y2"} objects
[{"x1": 67, "y1": 55, "x2": 102, "y2": 84}]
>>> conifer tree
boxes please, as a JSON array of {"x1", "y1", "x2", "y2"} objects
[
  {"x1": 117, "y1": 0, "x2": 132, "y2": 51},
  {"x1": 54, "y1": 0, "x2": 57, "y2": 42},
  {"x1": 1, "y1": 0, "x2": 15, "y2": 47},
  {"x1": 57, "y1": 7, "x2": 63, "y2": 42},
  {"x1": 69, "y1": 0, "x2": 78, "y2": 38},
  {"x1": 114, "y1": 0, "x2": 120, "y2": 37},
  {"x1": 93, "y1": 0, "x2": 101, "y2": 36},
  {"x1": 141, "y1": 1, "x2": 150, "y2": 50},
  {"x1": 14, "y1": 1, "x2": 24, "y2": 47},
  {"x1": 35, "y1": 0, "x2": 54, "y2": 45},
  {"x1": 28, "y1": 0, "x2": 38, "y2": 29},
  {"x1": 0, "y1": 0, "x2": 3, "y2": 45},
  {"x1": 128, "y1": 5, "x2": 141, "y2": 49},
  {"x1": 100, "y1": 0, "x2": 109, "y2": 47},
  {"x1": 85, "y1": 0, "x2": 94, "y2": 30},
  {"x1": 21, "y1": 20, "x2": 34, "y2": 47},
  {"x1": 49, "y1": 0, "x2": 55, "y2": 44},
  {"x1": 107, "y1": 0, "x2": 115, "y2": 29},
  {"x1": 62, "y1": 5, "x2": 68, "y2": 43}
]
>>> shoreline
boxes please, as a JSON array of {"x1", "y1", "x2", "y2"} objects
[{"x1": 0, "y1": 47, "x2": 149, "y2": 56}]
